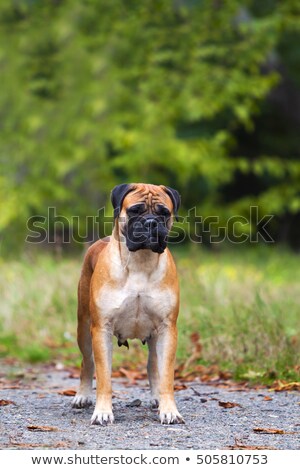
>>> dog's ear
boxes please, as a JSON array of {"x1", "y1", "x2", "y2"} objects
[
  {"x1": 162, "y1": 186, "x2": 181, "y2": 221},
  {"x1": 111, "y1": 183, "x2": 134, "y2": 219}
]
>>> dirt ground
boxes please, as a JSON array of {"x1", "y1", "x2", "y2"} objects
[{"x1": 0, "y1": 362, "x2": 299, "y2": 450}]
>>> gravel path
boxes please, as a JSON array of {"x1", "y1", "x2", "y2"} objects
[{"x1": 0, "y1": 363, "x2": 299, "y2": 450}]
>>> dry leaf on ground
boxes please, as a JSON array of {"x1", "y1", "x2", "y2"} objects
[
  {"x1": 27, "y1": 425, "x2": 59, "y2": 432},
  {"x1": 176, "y1": 364, "x2": 232, "y2": 383},
  {"x1": 253, "y1": 428, "x2": 297, "y2": 435},
  {"x1": 119, "y1": 367, "x2": 147, "y2": 384},
  {"x1": 9, "y1": 441, "x2": 46, "y2": 448},
  {"x1": 270, "y1": 381, "x2": 300, "y2": 392},
  {"x1": 227, "y1": 438, "x2": 276, "y2": 450},
  {"x1": 174, "y1": 383, "x2": 187, "y2": 391},
  {"x1": 58, "y1": 389, "x2": 76, "y2": 396},
  {"x1": 0, "y1": 384, "x2": 22, "y2": 390},
  {"x1": 227, "y1": 444, "x2": 276, "y2": 450},
  {"x1": 218, "y1": 401, "x2": 241, "y2": 409},
  {"x1": 0, "y1": 399, "x2": 15, "y2": 406},
  {"x1": 9, "y1": 440, "x2": 69, "y2": 448}
]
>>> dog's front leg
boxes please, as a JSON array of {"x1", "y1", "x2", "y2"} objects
[
  {"x1": 90, "y1": 325, "x2": 114, "y2": 425},
  {"x1": 147, "y1": 336, "x2": 160, "y2": 408},
  {"x1": 156, "y1": 325, "x2": 184, "y2": 424}
]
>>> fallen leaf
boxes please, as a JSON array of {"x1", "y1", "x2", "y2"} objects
[
  {"x1": 270, "y1": 380, "x2": 300, "y2": 392},
  {"x1": 202, "y1": 374, "x2": 220, "y2": 382},
  {"x1": 253, "y1": 428, "x2": 297, "y2": 435},
  {"x1": 176, "y1": 363, "x2": 232, "y2": 384},
  {"x1": 58, "y1": 389, "x2": 76, "y2": 396},
  {"x1": 119, "y1": 367, "x2": 146, "y2": 384},
  {"x1": 27, "y1": 425, "x2": 59, "y2": 432},
  {"x1": 9, "y1": 439, "x2": 69, "y2": 449},
  {"x1": 263, "y1": 395, "x2": 273, "y2": 401},
  {"x1": 227, "y1": 444, "x2": 276, "y2": 450},
  {"x1": 227, "y1": 438, "x2": 276, "y2": 450},
  {"x1": 247, "y1": 382, "x2": 267, "y2": 391},
  {"x1": 219, "y1": 370, "x2": 233, "y2": 380},
  {"x1": 174, "y1": 383, "x2": 187, "y2": 391},
  {"x1": 0, "y1": 399, "x2": 15, "y2": 406},
  {"x1": 111, "y1": 370, "x2": 123, "y2": 378},
  {"x1": 9, "y1": 441, "x2": 46, "y2": 448},
  {"x1": 219, "y1": 401, "x2": 241, "y2": 409},
  {"x1": 1, "y1": 384, "x2": 22, "y2": 390}
]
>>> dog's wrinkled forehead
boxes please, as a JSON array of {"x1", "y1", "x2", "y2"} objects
[
  {"x1": 111, "y1": 183, "x2": 181, "y2": 220},
  {"x1": 123, "y1": 184, "x2": 172, "y2": 210}
]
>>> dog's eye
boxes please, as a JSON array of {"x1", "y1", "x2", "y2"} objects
[
  {"x1": 127, "y1": 204, "x2": 146, "y2": 216},
  {"x1": 155, "y1": 205, "x2": 171, "y2": 217}
]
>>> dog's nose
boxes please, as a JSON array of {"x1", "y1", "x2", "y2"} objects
[{"x1": 144, "y1": 218, "x2": 158, "y2": 229}]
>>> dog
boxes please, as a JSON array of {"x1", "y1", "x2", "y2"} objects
[{"x1": 72, "y1": 183, "x2": 184, "y2": 425}]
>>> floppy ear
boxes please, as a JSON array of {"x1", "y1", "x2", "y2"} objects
[
  {"x1": 163, "y1": 186, "x2": 181, "y2": 221},
  {"x1": 111, "y1": 183, "x2": 134, "y2": 219}
]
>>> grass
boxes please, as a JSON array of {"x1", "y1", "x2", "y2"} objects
[
  {"x1": 0, "y1": 245, "x2": 299, "y2": 384},
  {"x1": 176, "y1": 245, "x2": 300, "y2": 383}
]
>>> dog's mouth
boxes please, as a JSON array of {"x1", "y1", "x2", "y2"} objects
[{"x1": 122, "y1": 216, "x2": 169, "y2": 253}]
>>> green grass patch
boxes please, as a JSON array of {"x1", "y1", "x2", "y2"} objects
[
  {"x1": 175, "y1": 245, "x2": 300, "y2": 383},
  {"x1": 0, "y1": 246, "x2": 299, "y2": 384}
]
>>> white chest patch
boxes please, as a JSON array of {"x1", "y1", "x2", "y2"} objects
[{"x1": 96, "y1": 272, "x2": 176, "y2": 342}]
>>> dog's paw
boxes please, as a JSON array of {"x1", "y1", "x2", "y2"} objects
[
  {"x1": 91, "y1": 409, "x2": 114, "y2": 426},
  {"x1": 159, "y1": 410, "x2": 185, "y2": 425},
  {"x1": 72, "y1": 394, "x2": 93, "y2": 409}
]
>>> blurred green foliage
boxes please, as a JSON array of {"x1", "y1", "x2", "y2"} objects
[{"x1": 0, "y1": 0, "x2": 300, "y2": 250}]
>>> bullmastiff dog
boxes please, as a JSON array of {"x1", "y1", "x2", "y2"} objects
[{"x1": 72, "y1": 183, "x2": 184, "y2": 425}]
